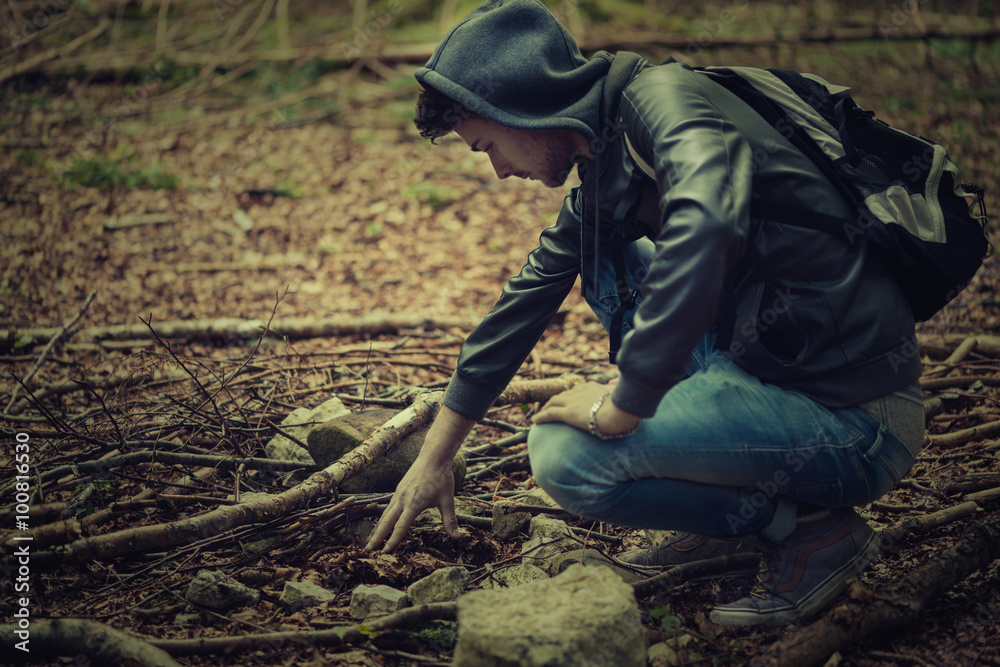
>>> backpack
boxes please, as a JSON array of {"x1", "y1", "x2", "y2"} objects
[{"x1": 684, "y1": 64, "x2": 991, "y2": 322}]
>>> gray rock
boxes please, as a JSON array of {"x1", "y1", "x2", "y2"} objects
[
  {"x1": 520, "y1": 515, "x2": 576, "y2": 568},
  {"x1": 173, "y1": 612, "x2": 203, "y2": 625},
  {"x1": 408, "y1": 566, "x2": 470, "y2": 605},
  {"x1": 265, "y1": 397, "x2": 351, "y2": 465},
  {"x1": 528, "y1": 515, "x2": 573, "y2": 540},
  {"x1": 350, "y1": 584, "x2": 409, "y2": 619},
  {"x1": 241, "y1": 534, "x2": 282, "y2": 555},
  {"x1": 648, "y1": 635, "x2": 698, "y2": 667},
  {"x1": 455, "y1": 498, "x2": 489, "y2": 516},
  {"x1": 492, "y1": 500, "x2": 530, "y2": 540},
  {"x1": 547, "y1": 548, "x2": 644, "y2": 583},
  {"x1": 186, "y1": 570, "x2": 259, "y2": 612},
  {"x1": 648, "y1": 642, "x2": 680, "y2": 667},
  {"x1": 521, "y1": 489, "x2": 561, "y2": 509},
  {"x1": 307, "y1": 407, "x2": 465, "y2": 494},
  {"x1": 453, "y1": 563, "x2": 647, "y2": 667},
  {"x1": 280, "y1": 580, "x2": 337, "y2": 612},
  {"x1": 483, "y1": 563, "x2": 549, "y2": 589}
]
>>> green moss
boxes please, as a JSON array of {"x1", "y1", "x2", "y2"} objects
[{"x1": 57, "y1": 157, "x2": 179, "y2": 190}]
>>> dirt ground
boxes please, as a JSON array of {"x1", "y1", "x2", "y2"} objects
[{"x1": 2, "y1": 10, "x2": 1000, "y2": 667}]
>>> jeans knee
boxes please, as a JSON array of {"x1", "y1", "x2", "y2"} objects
[
  {"x1": 527, "y1": 423, "x2": 619, "y2": 515},
  {"x1": 526, "y1": 423, "x2": 568, "y2": 493}
]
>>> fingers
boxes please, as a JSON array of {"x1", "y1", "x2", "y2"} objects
[
  {"x1": 365, "y1": 500, "x2": 402, "y2": 552},
  {"x1": 532, "y1": 405, "x2": 567, "y2": 424},
  {"x1": 439, "y1": 493, "x2": 461, "y2": 539},
  {"x1": 382, "y1": 504, "x2": 422, "y2": 554}
]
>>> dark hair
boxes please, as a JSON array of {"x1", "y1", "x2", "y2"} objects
[{"x1": 414, "y1": 85, "x2": 472, "y2": 143}]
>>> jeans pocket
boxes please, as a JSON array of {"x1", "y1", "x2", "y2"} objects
[{"x1": 862, "y1": 427, "x2": 915, "y2": 501}]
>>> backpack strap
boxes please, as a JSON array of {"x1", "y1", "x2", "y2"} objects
[{"x1": 693, "y1": 68, "x2": 863, "y2": 223}]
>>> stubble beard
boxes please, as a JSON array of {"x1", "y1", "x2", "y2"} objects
[{"x1": 539, "y1": 130, "x2": 585, "y2": 188}]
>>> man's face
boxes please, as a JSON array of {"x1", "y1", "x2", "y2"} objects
[{"x1": 455, "y1": 116, "x2": 590, "y2": 188}]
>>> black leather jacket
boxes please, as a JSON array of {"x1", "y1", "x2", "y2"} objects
[{"x1": 443, "y1": 60, "x2": 922, "y2": 420}]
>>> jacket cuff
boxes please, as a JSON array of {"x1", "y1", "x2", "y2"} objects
[
  {"x1": 442, "y1": 370, "x2": 502, "y2": 422},
  {"x1": 611, "y1": 374, "x2": 669, "y2": 419}
]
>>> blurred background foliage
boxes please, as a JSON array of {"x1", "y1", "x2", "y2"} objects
[{"x1": 1, "y1": 0, "x2": 998, "y2": 232}]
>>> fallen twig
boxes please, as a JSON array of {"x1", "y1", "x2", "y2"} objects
[
  {"x1": 0, "y1": 451, "x2": 311, "y2": 502},
  {"x1": 881, "y1": 501, "x2": 982, "y2": 545},
  {"x1": 4, "y1": 369, "x2": 190, "y2": 417},
  {"x1": 0, "y1": 19, "x2": 110, "y2": 85},
  {"x1": 102, "y1": 213, "x2": 175, "y2": 231},
  {"x1": 5, "y1": 290, "x2": 96, "y2": 415}
]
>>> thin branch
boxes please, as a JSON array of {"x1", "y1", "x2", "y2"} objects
[
  {"x1": 72, "y1": 378, "x2": 126, "y2": 448},
  {"x1": 5, "y1": 290, "x2": 96, "y2": 414},
  {"x1": 140, "y1": 314, "x2": 236, "y2": 450}
]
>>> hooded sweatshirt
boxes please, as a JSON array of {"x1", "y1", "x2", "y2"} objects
[
  {"x1": 416, "y1": 0, "x2": 922, "y2": 420},
  {"x1": 416, "y1": 0, "x2": 613, "y2": 145}
]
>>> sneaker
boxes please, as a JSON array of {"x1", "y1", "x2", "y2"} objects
[
  {"x1": 618, "y1": 531, "x2": 751, "y2": 567},
  {"x1": 709, "y1": 508, "x2": 880, "y2": 627}
]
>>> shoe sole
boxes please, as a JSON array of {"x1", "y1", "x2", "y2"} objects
[{"x1": 709, "y1": 528, "x2": 880, "y2": 627}]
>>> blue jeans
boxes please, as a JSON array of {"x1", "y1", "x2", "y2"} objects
[{"x1": 527, "y1": 239, "x2": 916, "y2": 548}]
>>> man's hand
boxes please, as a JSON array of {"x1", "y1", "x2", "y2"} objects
[
  {"x1": 532, "y1": 381, "x2": 641, "y2": 435},
  {"x1": 364, "y1": 405, "x2": 474, "y2": 553},
  {"x1": 365, "y1": 457, "x2": 462, "y2": 553}
]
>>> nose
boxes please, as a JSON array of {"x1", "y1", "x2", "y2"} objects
[{"x1": 488, "y1": 153, "x2": 513, "y2": 179}]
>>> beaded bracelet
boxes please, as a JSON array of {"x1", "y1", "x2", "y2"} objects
[{"x1": 588, "y1": 392, "x2": 638, "y2": 440}]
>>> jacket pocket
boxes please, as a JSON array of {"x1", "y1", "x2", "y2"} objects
[{"x1": 730, "y1": 281, "x2": 809, "y2": 368}]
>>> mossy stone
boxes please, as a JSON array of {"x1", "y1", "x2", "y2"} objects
[{"x1": 307, "y1": 408, "x2": 465, "y2": 494}]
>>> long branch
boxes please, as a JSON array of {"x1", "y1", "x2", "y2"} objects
[{"x1": 146, "y1": 601, "x2": 457, "y2": 656}]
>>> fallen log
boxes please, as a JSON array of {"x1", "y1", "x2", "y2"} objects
[
  {"x1": 0, "y1": 450, "x2": 312, "y2": 501},
  {"x1": 9, "y1": 313, "x2": 480, "y2": 347},
  {"x1": 16, "y1": 24, "x2": 1000, "y2": 79},
  {"x1": 768, "y1": 515, "x2": 1000, "y2": 667},
  {"x1": 920, "y1": 375, "x2": 1000, "y2": 392},
  {"x1": 928, "y1": 418, "x2": 1000, "y2": 449},
  {"x1": 146, "y1": 601, "x2": 457, "y2": 656},
  {"x1": 918, "y1": 334, "x2": 1000, "y2": 358},
  {"x1": 0, "y1": 618, "x2": 180, "y2": 666}
]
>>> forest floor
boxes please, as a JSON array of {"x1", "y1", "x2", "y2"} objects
[{"x1": 2, "y1": 7, "x2": 1000, "y2": 667}]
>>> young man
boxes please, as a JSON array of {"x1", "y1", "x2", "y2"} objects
[{"x1": 365, "y1": 0, "x2": 926, "y2": 627}]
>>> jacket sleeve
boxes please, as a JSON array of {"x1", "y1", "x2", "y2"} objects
[
  {"x1": 610, "y1": 65, "x2": 754, "y2": 417},
  {"x1": 443, "y1": 189, "x2": 583, "y2": 420}
]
